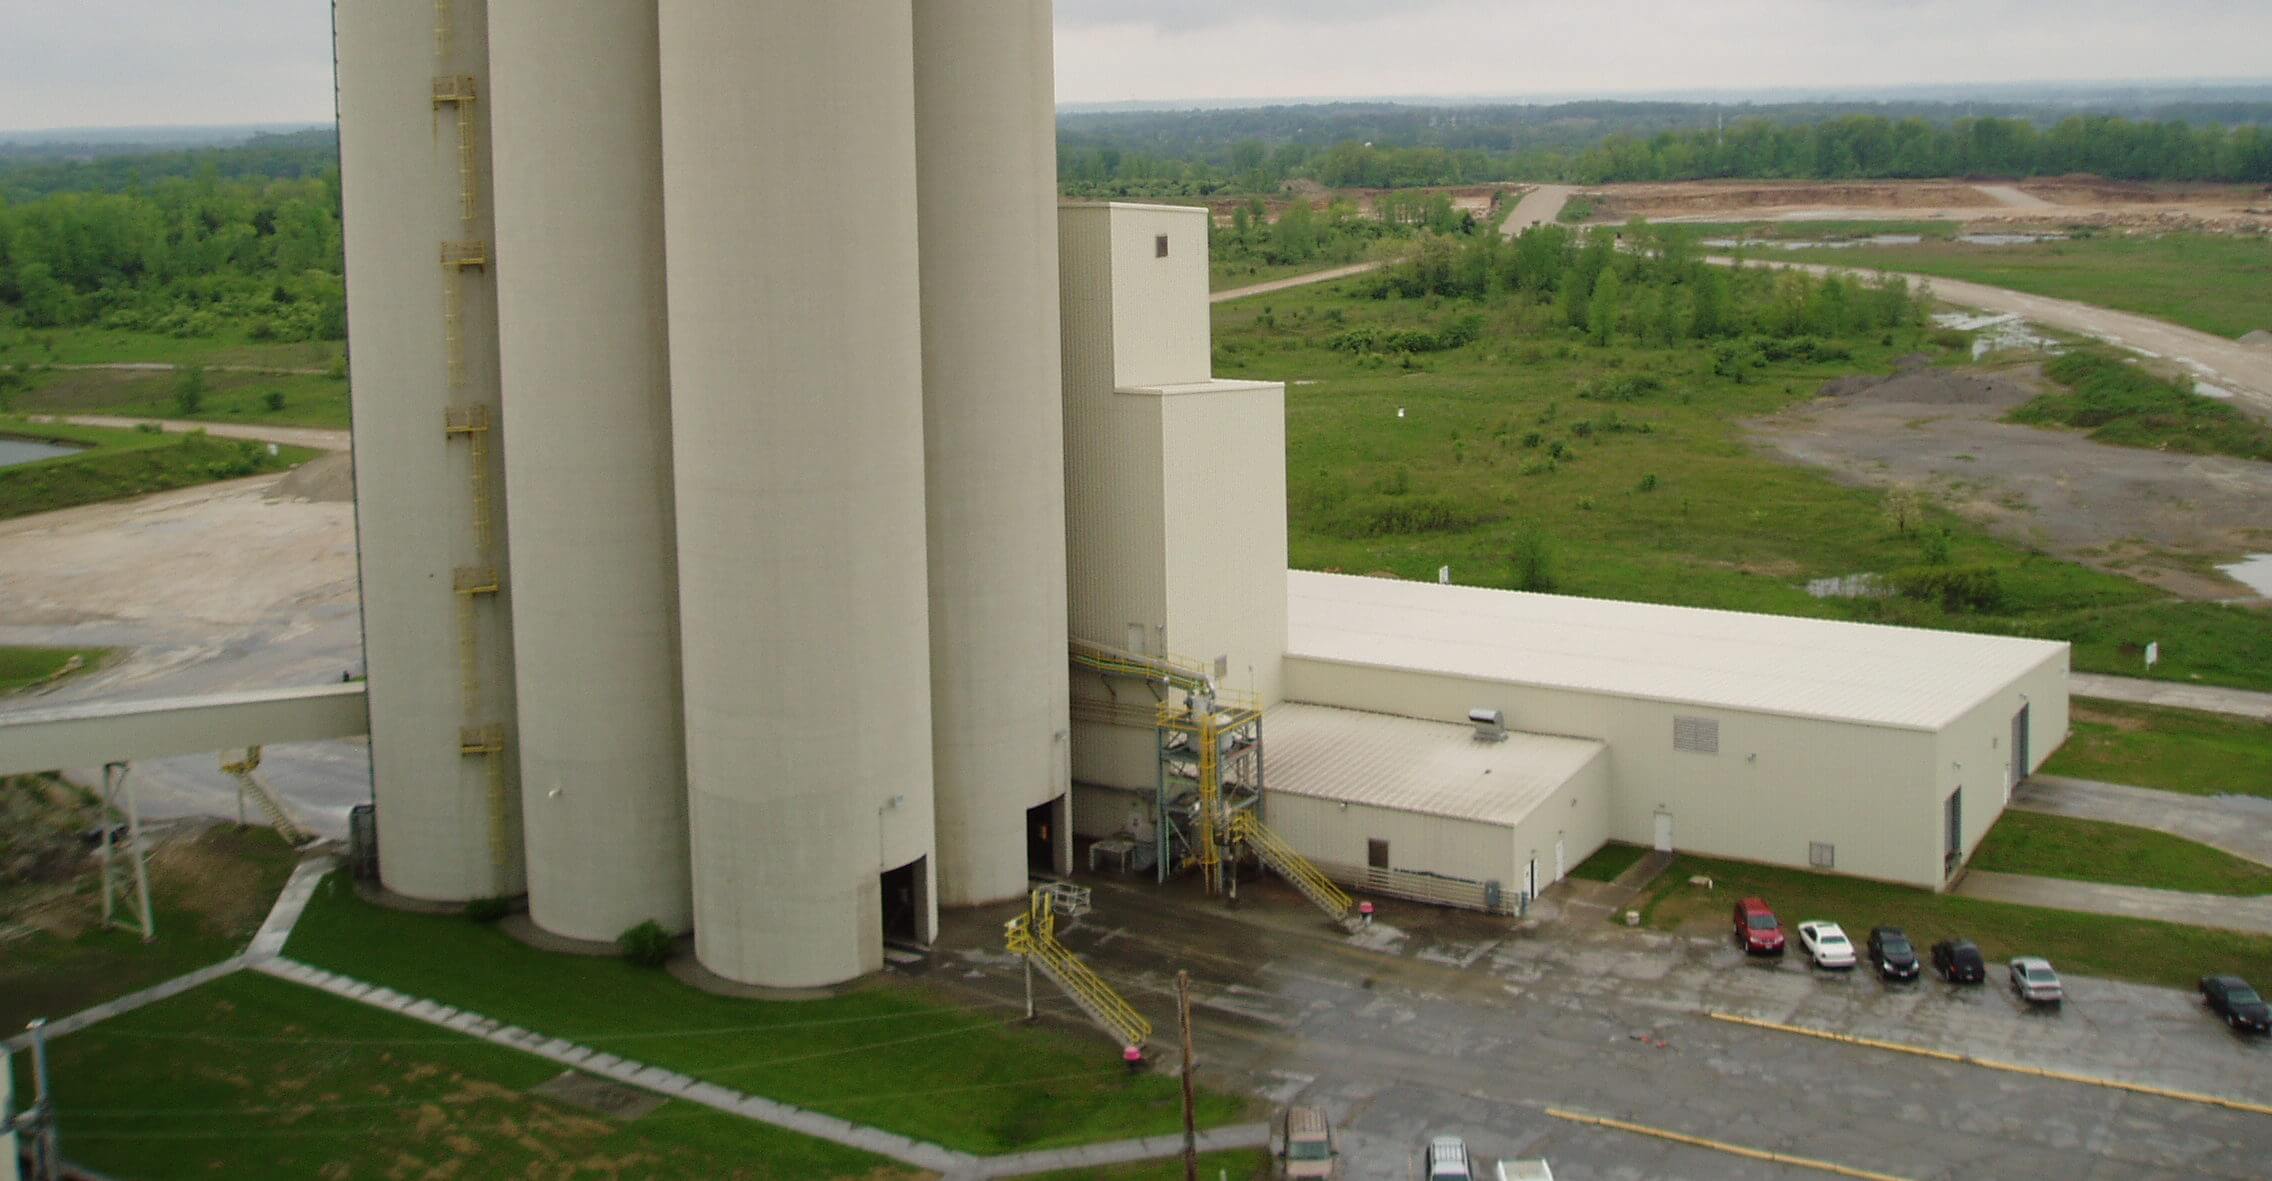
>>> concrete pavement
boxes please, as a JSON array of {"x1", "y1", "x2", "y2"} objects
[
  {"x1": 2016, "y1": 775, "x2": 2272, "y2": 868},
  {"x1": 2070, "y1": 673, "x2": 2272, "y2": 722},
  {"x1": 1955, "y1": 869, "x2": 2272, "y2": 935}
]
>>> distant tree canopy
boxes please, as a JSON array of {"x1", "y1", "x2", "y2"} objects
[
  {"x1": 1365, "y1": 221, "x2": 1928, "y2": 351},
  {"x1": 0, "y1": 171, "x2": 345, "y2": 341},
  {"x1": 1060, "y1": 102, "x2": 2272, "y2": 196}
]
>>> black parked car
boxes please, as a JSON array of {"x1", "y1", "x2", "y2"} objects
[
  {"x1": 1867, "y1": 926, "x2": 1921, "y2": 981},
  {"x1": 1930, "y1": 938, "x2": 1986, "y2": 984},
  {"x1": 2199, "y1": 975, "x2": 2271, "y2": 1034}
]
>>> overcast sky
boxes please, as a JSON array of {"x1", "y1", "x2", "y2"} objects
[{"x1": 4, "y1": 0, "x2": 2268, "y2": 132}]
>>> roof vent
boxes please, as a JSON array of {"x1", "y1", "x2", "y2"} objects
[{"x1": 1469, "y1": 707, "x2": 1507, "y2": 743}]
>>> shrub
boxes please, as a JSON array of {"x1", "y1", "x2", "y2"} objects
[
  {"x1": 463, "y1": 897, "x2": 512, "y2": 923},
  {"x1": 1510, "y1": 527, "x2": 1558, "y2": 592},
  {"x1": 173, "y1": 366, "x2": 207, "y2": 416},
  {"x1": 262, "y1": 389, "x2": 287, "y2": 412},
  {"x1": 619, "y1": 920, "x2": 674, "y2": 967},
  {"x1": 1637, "y1": 473, "x2": 1659, "y2": 493},
  {"x1": 1326, "y1": 494, "x2": 1485, "y2": 538},
  {"x1": 1920, "y1": 526, "x2": 1955, "y2": 566},
  {"x1": 1888, "y1": 564, "x2": 2004, "y2": 612},
  {"x1": 1577, "y1": 374, "x2": 1663, "y2": 402}
]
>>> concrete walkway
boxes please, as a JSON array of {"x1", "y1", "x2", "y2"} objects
[
  {"x1": 2070, "y1": 673, "x2": 2272, "y2": 722},
  {"x1": 2015, "y1": 775, "x2": 2272, "y2": 868},
  {"x1": 958, "y1": 1124, "x2": 1273, "y2": 1180},
  {"x1": 1954, "y1": 870, "x2": 2272, "y2": 935}
]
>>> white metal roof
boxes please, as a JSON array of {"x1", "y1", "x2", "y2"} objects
[
  {"x1": 1287, "y1": 571, "x2": 2066, "y2": 732},
  {"x1": 1265, "y1": 702, "x2": 1604, "y2": 828}
]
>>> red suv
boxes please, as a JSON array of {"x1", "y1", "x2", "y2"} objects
[{"x1": 1733, "y1": 897, "x2": 1785, "y2": 955}]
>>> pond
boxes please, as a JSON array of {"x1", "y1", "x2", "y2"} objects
[
  {"x1": 2220, "y1": 554, "x2": 2272, "y2": 597},
  {"x1": 0, "y1": 436, "x2": 88, "y2": 468}
]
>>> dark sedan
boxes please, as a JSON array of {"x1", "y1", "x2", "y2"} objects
[
  {"x1": 2200, "y1": 975, "x2": 2271, "y2": 1034},
  {"x1": 1867, "y1": 926, "x2": 1921, "y2": 981},
  {"x1": 1930, "y1": 937, "x2": 1985, "y2": 984}
]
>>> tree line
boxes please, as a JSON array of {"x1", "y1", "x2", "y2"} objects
[
  {"x1": 0, "y1": 170, "x2": 344, "y2": 343},
  {"x1": 1062, "y1": 107, "x2": 2272, "y2": 196}
]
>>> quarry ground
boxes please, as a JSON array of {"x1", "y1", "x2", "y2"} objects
[
  {"x1": 930, "y1": 875, "x2": 2272, "y2": 1180},
  {"x1": 0, "y1": 454, "x2": 370, "y2": 835},
  {"x1": 1746, "y1": 359, "x2": 2272, "y2": 601}
]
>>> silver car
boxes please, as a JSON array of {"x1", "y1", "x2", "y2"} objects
[{"x1": 2010, "y1": 957, "x2": 2063, "y2": 1006}]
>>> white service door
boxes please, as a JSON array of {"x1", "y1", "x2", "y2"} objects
[
  {"x1": 1653, "y1": 812, "x2": 1674, "y2": 853},
  {"x1": 1554, "y1": 837, "x2": 1567, "y2": 882}
]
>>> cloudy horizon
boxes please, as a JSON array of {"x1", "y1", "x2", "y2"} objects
[{"x1": 3, "y1": 1, "x2": 2269, "y2": 133}]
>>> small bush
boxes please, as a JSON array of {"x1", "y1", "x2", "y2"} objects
[
  {"x1": 1637, "y1": 473, "x2": 1659, "y2": 493},
  {"x1": 173, "y1": 366, "x2": 207, "y2": 416},
  {"x1": 463, "y1": 897, "x2": 512, "y2": 923},
  {"x1": 1577, "y1": 374, "x2": 1663, "y2": 402},
  {"x1": 1888, "y1": 564, "x2": 2004, "y2": 612},
  {"x1": 262, "y1": 389, "x2": 287, "y2": 412},
  {"x1": 619, "y1": 920, "x2": 674, "y2": 967},
  {"x1": 1510, "y1": 527, "x2": 1558, "y2": 592}
]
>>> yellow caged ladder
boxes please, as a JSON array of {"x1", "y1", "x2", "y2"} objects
[{"x1": 1005, "y1": 889, "x2": 1151, "y2": 1050}]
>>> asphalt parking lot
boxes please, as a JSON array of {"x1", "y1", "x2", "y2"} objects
[{"x1": 929, "y1": 876, "x2": 2272, "y2": 1180}]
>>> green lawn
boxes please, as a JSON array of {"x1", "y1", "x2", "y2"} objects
[
  {"x1": 1971, "y1": 811, "x2": 2272, "y2": 895},
  {"x1": 12, "y1": 363, "x2": 349, "y2": 430},
  {"x1": 0, "y1": 416, "x2": 317, "y2": 519},
  {"x1": 15, "y1": 971, "x2": 910, "y2": 1181},
  {"x1": 1213, "y1": 281, "x2": 2272, "y2": 692},
  {"x1": 1568, "y1": 841, "x2": 1649, "y2": 883},
  {"x1": 0, "y1": 822, "x2": 300, "y2": 1031},
  {"x1": 2008, "y1": 349, "x2": 2272, "y2": 462},
  {"x1": 283, "y1": 874, "x2": 1251, "y2": 1156},
  {"x1": 1750, "y1": 232, "x2": 2272, "y2": 340},
  {"x1": 2044, "y1": 697, "x2": 2272, "y2": 798},
  {"x1": 0, "y1": 323, "x2": 343, "y2": 370},
  {"x1": 0, "y1": 645, "x2": 105, "y2": 695},
  {"x1": 1636, "y1": 852, "x2": 2272, "y2": 991}
]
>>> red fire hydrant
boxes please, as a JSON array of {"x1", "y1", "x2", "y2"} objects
[
  {"x1": 1123, "y1": 1044, "x2": 1145, "y2": 1074},
  {"x1": 1358, "y1": 901, "x2": 1375, "y2": 927}
]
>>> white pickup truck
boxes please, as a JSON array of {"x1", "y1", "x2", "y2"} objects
[{"x1": 1496, "y1": 1162, "x2": 1554, "y2": 1181}]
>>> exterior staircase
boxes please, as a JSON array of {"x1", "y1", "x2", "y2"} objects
[
  {"x1": 1004, "y1": 890, "x2": 1151, "y2": 1049},
  {"x1": 220, "y1": 747, "x2": 313, "y2": 846},
  {"x1": 1230, "y1": 811, "x2": 1355, "y2": 928}
]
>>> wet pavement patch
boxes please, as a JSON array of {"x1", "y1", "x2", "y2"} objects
[{"x1": 531, "y1": 1070, "x2": 668, "y2": 1120}]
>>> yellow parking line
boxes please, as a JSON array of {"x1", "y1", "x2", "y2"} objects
[
  {"x1": 1546, "y1": 1108, "x2": 1914, "y2": 1180},
  {"x1": 1708, "y1": 1011, "x2": 2272, "y2": 1116}
]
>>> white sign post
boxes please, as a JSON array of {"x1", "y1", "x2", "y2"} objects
[{"x1": 2144, "y1": 641, "x2": 2160, "y2": 669}]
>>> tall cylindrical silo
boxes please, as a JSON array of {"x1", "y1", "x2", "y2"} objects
[
  {"x1": 658, "y1": 2, "x2": 939, "y2": 988},
  {"x1": 336, "y1": 0, "x2": 523, "y2": 903},
  {"x1": 913, "y1": 0, "x2": 1073, "y2": 906},
  {"x1": 487, "y1": 1, "x2": 690, "y2": 941}
]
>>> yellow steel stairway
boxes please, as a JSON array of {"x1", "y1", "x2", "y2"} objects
[
  {"x1": 1004, "y1": 889, "x2": 1151, "y2": 1049},
  {"x1": 1230, "y1": 811, "x2": 1355, "y2": 927},
  {"x1": 220, "y1": 747, "x2": 313, "y2": 847}
]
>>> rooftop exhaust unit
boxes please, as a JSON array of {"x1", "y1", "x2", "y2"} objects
[{"x1": 1469, "y1": 707, "x2": 1508, "y2": 743}]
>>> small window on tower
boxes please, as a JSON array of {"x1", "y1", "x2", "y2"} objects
[{"x1": 1156, "y1": 234, "x2": 1170, "y2": 258}]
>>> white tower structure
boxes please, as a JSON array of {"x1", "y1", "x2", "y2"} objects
[
  {"x1": 1058, "y1": 203, "x2": 1291, "y2": 793},
  {"x1": 913, "y1": 0, "x2": 1075, "y2": 904},
  {"x1": 486, "y1": 0, "x2": 691, "y2": 941},
  {"x1": 337, "y1": 0, "x2": 523, "y2": 902},
  {"x1": 658, "y1": 2, "x2": 940, "y2": 987}
]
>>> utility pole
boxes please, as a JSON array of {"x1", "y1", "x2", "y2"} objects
[{"x1": 1177, "y1": 970, "x2": 1198, "y2": 1181}]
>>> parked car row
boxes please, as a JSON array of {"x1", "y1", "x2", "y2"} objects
[
  {"x1": 1272, "y1": 1111, "x2": 1554, "y2": 1180},
  {"x1": 1731, "y1": 896, "x2": 2268, "y2": 1032}
]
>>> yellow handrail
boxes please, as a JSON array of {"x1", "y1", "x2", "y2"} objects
[
  {"x1": 1232, "y1": 811, "x2": 1354, "y2": 920},
  {"x1": 1005, "y1": 891, "x2": 1151, "y2": 1047}
]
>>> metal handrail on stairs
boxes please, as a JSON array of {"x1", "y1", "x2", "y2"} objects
[
  {"x1": 219, "y1": 747, "x2": 312, "y2": 846},
  {"x1": 1004, "y1": 890, "x2": 1151, "y2": 1049},
  {"x1": 1230, "y1": 811, "x2": 1354, "y2": 924}
]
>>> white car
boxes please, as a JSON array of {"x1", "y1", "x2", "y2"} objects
[
  {"x1": 1797, "y1": 921, "x2": 1857, "y2": 969},
  {"x1": 2010, "y1": 957, "x2": 2064, "y2": 1006}
]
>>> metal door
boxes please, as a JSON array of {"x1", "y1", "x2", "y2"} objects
[
  {"x1": 1653, "y1": 812, "x2": 1673, "y2": 853},
  {"x1": 2010, "y1": 705, "x2": 2030, "y2": 789},
  {"x1": 1554, "y1": 836, "x2": 1567, "y2": 882},
  {"x1": 1944, "y1": 788, "x2": 1963, "y2": 878}
]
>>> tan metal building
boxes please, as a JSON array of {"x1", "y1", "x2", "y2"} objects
[{"x1": 1281, "y1": 572, "x2": 2069, "y2": 891}]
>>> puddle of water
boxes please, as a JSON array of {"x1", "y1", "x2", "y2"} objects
[
  {"x1": 1705, "y1": 235, "x2": 1922, "y2": 250},
  {"x1": 2194, "y1": 382, "x2": 2236, "y2": 400},
  {"x1": 0, "y1": 436, "x2": 87, "y2": 468},
  {"x1": 1955, "y1": 233, "x2": 2066, "y2": 246},
  {"x1": 1931, "y1": 311, "x2": 2063, "y2": 359},
  {"x1": 1806, "y1": 573, "x2": 1885, "y2": 599},
  {"x1": 2220, "y1": 554, "x2": 2272, "y2": 597}
]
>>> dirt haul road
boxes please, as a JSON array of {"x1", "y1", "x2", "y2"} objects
[
  {"x1": 1499, "y1": 184, "x2": 1574, "y2": 237},
  {"x1": 1717, "y1": 256, "x2": 2272, "y2": 420}
]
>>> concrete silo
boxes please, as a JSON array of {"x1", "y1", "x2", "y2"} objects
[
  {"x1": 486, "y1": 2, "x2": 690, "y2": 941},
  {"x1": 336, "y1": 0, "x2": 523, "y2": 902},
  {"x1": 913, "y1": 0, "x2": 1074, "y2": 905},
  {"x1": 657, "y1": 2, "x2": 939, "y2": 987}
]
